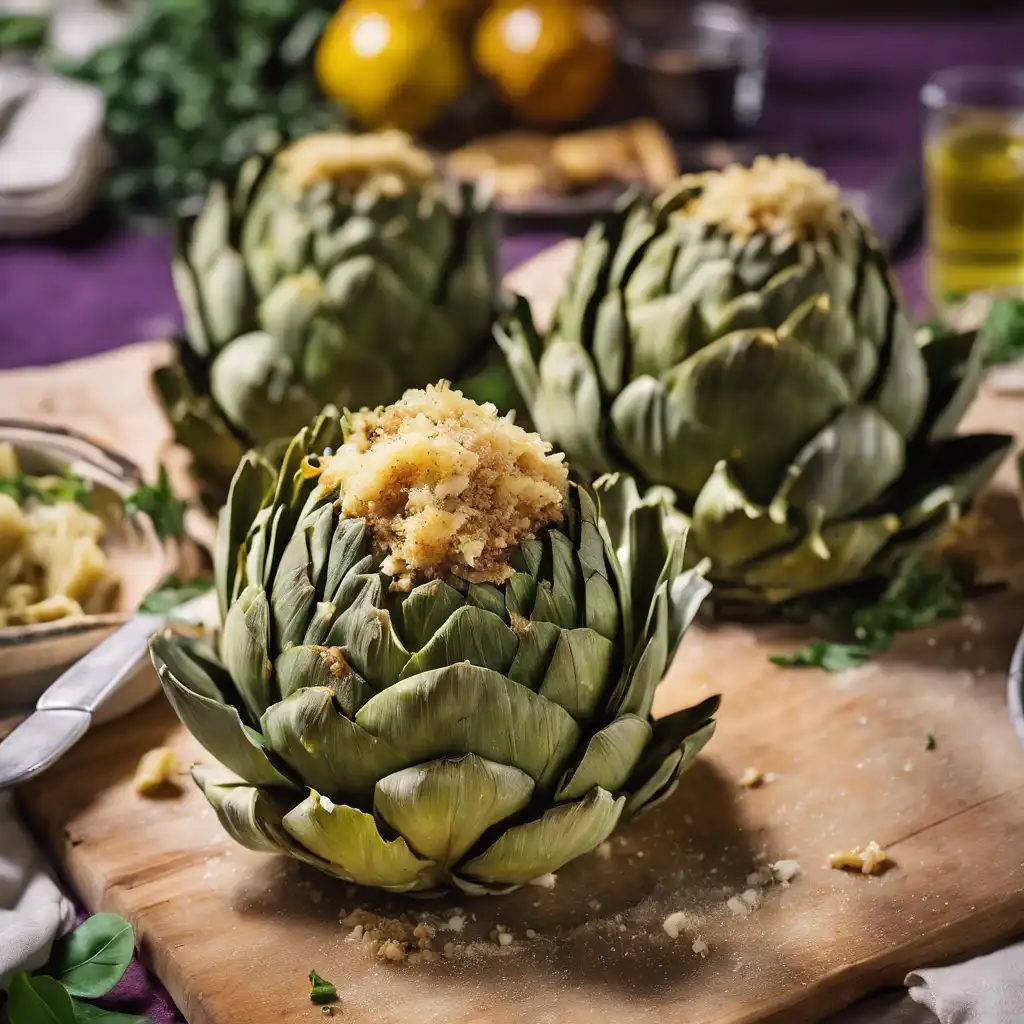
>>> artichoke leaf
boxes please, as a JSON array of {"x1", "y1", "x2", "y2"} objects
[
  {"x1": 591, "y1": 290, "x2": 628, "y2": 395},
  {"x1": 262, "y1": 687, "x2": 405, "y2": 803},
  {"x1": 622, "y1": 229, "x2": 678, "y2": 304},
  {"x1": 170, "y1": 253, "x2": 214, "y2": 359},
  {"x1": 663, "y1": 561, "x2": 713, "y2": 662},
  {"x1": 356, "y1": 664, "x2": 581, "y2": 789},
  {"x1": 503, "y1": 572, "x2": 538, "y2": 621},
  {"x1": 691, "y1": 460, "x2": 797, "y2": 569},
  {"x1": 215, "y1": 453, "x2": 274, "y2": 618},
  {"x1": 853, "y1": 259, "x2": 893, "y2": 348},
  {"x1": 613, "y1": 585, "x2": 668, "y2": 720},
  {"x1": 283, "y1": 792, "x2": 437, "y2": 892},
  {"x1": 466, "y1": 583, "x2": 508, "y2": 621},
  {"x1": 303, "y1": 601, "x2": 340, "y2": 646},
  {"x1": 533, "y1": 340, "x2": 612, "y2": 477},
  {"x1": 458, "y1": 787, "x2": 623, "y2": 886},
  {"x1": 323, "y1": 517, "x2": 372, "y2": 608},
  {"x1": 506, "y1": 619, "x2": 562, "y2": 691},
  {"x1": 917, "y1": 328, "x2": 986, "y2": 440},
  {"x1": 258, "y1": 271, "x2": 326, "y2": 363},
  {"x1": 740, "y1": 514, "x2": 901, "y2": 600},
  {"x1": 627, "y1": 292, "x2": 705, "y2": 380},
  {"x1": 866, "y1": 312, "x2": 928, "y2": 440},
  {"x1": 151, "y1": 633, "x2": 294, "y2": 788},
  {"x1": 325, "y1": 573, "x2": 410, "y2": 688},
  {"x1": 275, "y1": 645, "x2": 372, "y2": 717},
  {"x1": 494, "y1": 297, "x2": 543, "y2": 411},
  {"x1": 556, "y1": 714, "x2": 652, "y2": 802},
  {"x1": 400, "y1": 578, "x2": 465, "y2": 651},
  {"x1": 537, "y1": 628, "x2": 615, "y2": 723},
  {"x1": 192, "y1": 765, "x2": 301, "y2": 855},
  {"x1": 878, "y1": 433, "x2": 1013, "y2": 533},
  {"x1": 221, "y1": 583, "x2": 274, "y2": 722},
  {"x1": 610, "y1": 376, "x2": 718, "y2": 502},
  {"x1": 375, "y1": 755, "x2": 534, "y2": 869},
  {"x1": 201, "y1": 248, "x2": 250, "y2": 348},
  {"x1": 583, "y1": 572, "x2": 620, "y2": 644},
  {"x1": 400, "y1": 605, "x2": 519, "y2": 680},
  {"x1": 302, "y1": 318, "x2": 401, "y2": 412},
  {"x1": 624, "y1": 719, "x2": 717, "y2": 818},
  {"x1": 771, "y1": 406, "x2": 906, "y2": 522},
  {"x1": 556, "y1": 224, "x2": 610, "y2": 345},
  {"x1": 660, "y1": 329, "x2": 853, "y2": 505},
  {"x1": 270, "y1": 526, "x2": 317, "y2": 654},
  {"x1": 542, "y1": 530, "x2": 581, "y2": 629}
]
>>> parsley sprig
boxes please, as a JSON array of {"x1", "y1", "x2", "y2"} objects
[
  {"x1": 123, "y1": 465, "x2": 187, "y2": 541},
  {"x1": 309, "y1": 969, "x2": 338, "y2": 1006},
  {"x1": 0, "y1": 470, "x2": 92, "y2": 507},
  {"x1": 770, "y1": 558, "x2": 965, "y2": 672}
]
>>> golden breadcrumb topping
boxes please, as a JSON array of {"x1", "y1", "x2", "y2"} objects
[
  {"x1": 828, "y1": 841, "x2": 890, "y2": 875},
  {"x1": 321, "y1": 383, "x2": 568, "y2": 587},
  {"x1": 685, "y1": 155, "x2": 843, "y2": 240},
  {"x1": 277, "y1": 130, "x2": 437, "y2": 195}
]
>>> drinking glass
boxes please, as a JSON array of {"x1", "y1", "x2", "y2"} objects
[{"x1": 922, "y1": 67, "x2": 1024, "y2": 304}]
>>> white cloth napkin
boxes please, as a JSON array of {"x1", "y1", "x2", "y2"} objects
[
  {"x1": 0, "y1": 793, "x2": 74, "y2": 991},
  {"x1": 907, "y1": 943, "x2": 1024, "y2": 1024}
]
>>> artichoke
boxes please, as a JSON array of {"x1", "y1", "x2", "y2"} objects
[
  {"x1": 499, "y1": 157, "x2": 1012, "y2": 612},
  {"x1": 150, "y1": 384, "x2": 719, "y2": 894},
  {"x1": 154, "y1": 130, "x2": 508, "y2": 507}
]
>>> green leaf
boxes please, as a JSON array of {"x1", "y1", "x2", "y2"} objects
[
  {"x1": 769, "y1": 639, "x2": 882, "y2": 673},
  {"x1": 982, "y1": 298, "x2": 1024, "y2": 366},
  {"x1": 308, "y1": 969, "x2": 337, "y2": 1006},
  {"x1": 7, "y1": 973, "x2": 77, "y2": 1024},
  {"x1": 0, "y1": 471, "x2": 91, "y2": 507},
  {"x1": 45, "y1": 913, "x2": 135, "y2": 998},
  {"x1": 124, "y1": 465, "x2": 187, "y2": 541},
  {"x1": 139, "y1": 575, "x2": 213, "y2": 614},
  {"x1": 72, "y1": 1000, "x2": 152, "y2": 1023}
]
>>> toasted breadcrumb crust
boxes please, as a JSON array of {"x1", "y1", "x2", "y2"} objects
[
  {"x1": 685, "y1": 155, "x2": 842, "y2": 240},
  {"x1": 277, "y1": 130, "x2": 437, "y2": 195},
  {"x1": 321, "y1": 383, "x2": 568, "y2": 587}
]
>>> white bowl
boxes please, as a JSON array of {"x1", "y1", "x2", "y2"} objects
[{"x1": 0, "y1": 421, "x2": 171, "y2": 719}]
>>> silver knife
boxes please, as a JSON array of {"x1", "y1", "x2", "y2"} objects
[{"x1": 0, "y1": 594, "x2": 214, "y2": 790}]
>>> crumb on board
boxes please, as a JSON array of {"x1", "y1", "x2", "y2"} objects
[
  {"x1": 738, "y1": 766, "x2": 765, "y2": 789},
  {"x1": 529, "y1": 873, "x2": 558, "y2": 889},
  {"x1": 829, "y1": 841, "x2": 890, "y2": 875},
  {"x1": 772, "y1": 859, "x2": 802, "y2": 883},
  {"x1": 692, "y1": 937, "x2": 710, "y2": 958},
  {"x1": 133, "y1": 747, "x2": 179, "y2": 796},
  {"x1": 595, "y1": 841, "x2": 613, "y2": 859},
  {"x1": 662, "y1": 911, "x2": 697, "y2": 939}
]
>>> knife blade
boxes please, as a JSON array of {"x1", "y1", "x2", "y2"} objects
[{"x1": 0, "y1": 592, "x2": 215, "y2": 790}]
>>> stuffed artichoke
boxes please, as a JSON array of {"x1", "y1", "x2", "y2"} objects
[
  {"x1": 150, "y1": 384, "x2": 718, "y2": 893},
  {"x1": 154, "y1": 130, "x2": 507, "y2": 507},
  {"x1": 498, "y1": 157, "x2": 1012, "y2": 612}
]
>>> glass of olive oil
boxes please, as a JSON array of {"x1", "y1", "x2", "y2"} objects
[{"x1": 922, "y1": 67, "x2": 1024, "y2": 303}]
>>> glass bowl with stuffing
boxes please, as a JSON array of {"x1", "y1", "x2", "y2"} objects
[{"x1": 0, "y1": 421, "x2": 170, "y2": 715}]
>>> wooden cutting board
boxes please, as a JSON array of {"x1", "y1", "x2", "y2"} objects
[{"x1": 6, "y1": 242, "x2": 1024, "y2": 1024}]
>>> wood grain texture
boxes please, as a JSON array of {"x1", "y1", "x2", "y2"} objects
[{"x1": 8, "y1": 243, "x2": 1024, "y2": 1024}]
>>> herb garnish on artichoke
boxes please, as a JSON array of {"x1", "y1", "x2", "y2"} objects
[
  {"x1": 499, "y1": 157, "x2": 1012, "y2": 612},
  {"x1": 154, "y1": 131, "x2": 508, "y2": 508},
  {"x1": 150, "y1": 384, "x2": 718, "y2": 893}
]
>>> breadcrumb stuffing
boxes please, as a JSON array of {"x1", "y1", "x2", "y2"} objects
[
  {"x1": 685, "y1": 155, "x2": 843, "y2": 240},
  {"x1": 829, "y1": 841, "x2": 890, "y2": 875},
  {"x1": 321, "y1": 383, "x2": 567, "y2": 587}
]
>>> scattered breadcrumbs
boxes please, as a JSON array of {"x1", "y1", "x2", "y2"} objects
[
  {"x1": 692, "y1": 938, "x2": 710, "y2": 958},
  {"x1": 320, "y1": 383, "x2": 568, "y2": 588},
  {"x1": 829, "y1": 841, "x2": 890, "y2": 875},
  {"x1": 772, "y1": 860, "x2": 801, "y2": 883},
  {"x1": 133, "y1": 747, "x2": 179, "y2": 796},
  {"x1": 738, "y1": 767, "x2": 765, "y2": 789},
  {"x1": 595, "y1": 841, "x2": 613, "y2": 859}
]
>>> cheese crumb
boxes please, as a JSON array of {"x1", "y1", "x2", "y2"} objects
[
  {"x1": 662, "y1": 911, "x2": 696, "y2": 939},
  {"x1": 829, "y1": 841, "x2": 890, "y2": 875},
  {"x1": 528, "y1": 873, "x2": 558, "y2": 889},
  {"x1": 133, "y1": 747, "x2": 179, "y2": 796},
  {"x1": 740, "y1": 888, "x2": 763, "y2": 910},
  {"x1": 595, "y1": 841, "x2": 613, "y2": 859},
  {"x1": 525, "y1": 929, "x2": 537, "y2": 940},
  {"x1": 497, "y1": 931, "x2": 513, "y2": 947},
  {"x1": 726, "y1": 896, "x2": 750, "y2": 917},
  {"x1": 376, "y1": 939, "x2": 408, "y2": 962},
  {"x1": 692, "y1": 937, "x2": 710, "y2": 958},
  {"x1": 738, "y1": 766, "x2": 765, "y2": 789},
  {"x1": 772, "y1": 859, "x2": 801, "y2": 883}
]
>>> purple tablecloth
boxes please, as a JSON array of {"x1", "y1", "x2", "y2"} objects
[{"x1": 3, "y1": 15, "x2": 1024, "y2": 1023}]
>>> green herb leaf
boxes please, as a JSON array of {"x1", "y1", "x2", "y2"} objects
[
  {"x1": 123, "y1": 466, "x2": 186, "y2": 540},
  {"x1": 139, "y1": 575, "x2": 213, "y2": 614},
  {"x1": 308, "y1": 969, "x2": 337, "y2": 1006},
  {"x1": 770, "y1": 557, "x2": 963, "y2": 673},
  {"x1": 0, "y1": 471, "x2": 91, "y2": 507},
  {"x1": 982, "y1": 298, "x2": 1024, "y2": 366},
  {"x1": 925, "y1": 729, "x2": 937, "y2": 751},
  {"x1": 45, "y1": 914, "x2": 135, "y2": 998},
  {"x1": 770, "y1": 639, "x2": 881, "y2": 673},
  {"x1": 0, "y1": 15, "x2": 49, "y2": 52},
  {"x1": 7, "y1": 972, "x2": 77, "y2": 1024},
  {"x1": 71, "y1": 1001, "x2": 152, "y2": 1024}
]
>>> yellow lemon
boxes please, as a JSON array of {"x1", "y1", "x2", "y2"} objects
[
  {"x1": 316, "y1": 0, "x2": 470, "y2": 134},
  {"x1": 474, "y1": 0, "x2": 616, "y2": 127}
]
